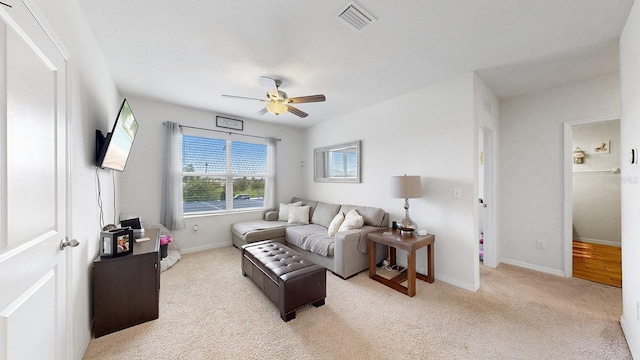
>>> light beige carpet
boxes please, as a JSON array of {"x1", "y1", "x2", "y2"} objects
[{"x1": 83, "y1": 246, "x2": 631, "y2": 359}]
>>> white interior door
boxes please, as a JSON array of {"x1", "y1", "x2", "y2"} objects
[{"x1": 0, "y1": 1, "x2": 68, "y2": 359}]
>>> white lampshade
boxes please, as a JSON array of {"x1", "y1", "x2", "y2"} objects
[{"x1": 390, "y1": 175, "x2": 422, "y2": 199}]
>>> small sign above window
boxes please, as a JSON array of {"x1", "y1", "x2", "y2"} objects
[{"x1": 216, "y1": 116, "x2": 243, "y2": 131}]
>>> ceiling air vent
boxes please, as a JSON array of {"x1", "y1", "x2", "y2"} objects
[{"x1": 337, "y1": 1, "x2": 376, "y2": 32}]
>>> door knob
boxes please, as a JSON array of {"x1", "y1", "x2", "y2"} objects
[{"x1": 60, "y1": 238, "x2": 80, "y2": 250}]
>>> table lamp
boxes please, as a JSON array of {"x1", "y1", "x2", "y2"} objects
[{"x1": 390, "y1": 175, "x2": 422, "y2": 235}]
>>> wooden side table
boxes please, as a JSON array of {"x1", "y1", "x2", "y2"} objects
[{"x1": 367, "y1": 229, "x2": 435, "y2": 297}]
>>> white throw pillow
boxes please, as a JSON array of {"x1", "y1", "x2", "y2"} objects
[
  {"x1": 288, "y1": 206, "x2": 311, "y2": 224},
  {"x1": 278, "y1": 201, "x2": 302, "y2": 221},
  {"x1": 338, "y1": 209, "x2": 364, "y2": 232},
  {"x1": 327, "y1": 212, "x2": 345, "y2": 237}
]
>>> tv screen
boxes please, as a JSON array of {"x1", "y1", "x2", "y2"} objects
[{"x1": 96, "y1": 99, "x2": 139, "y2": 171}]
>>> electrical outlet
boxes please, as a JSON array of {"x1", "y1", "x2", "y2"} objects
[
  {"x1": 193, "y1": 224, "x2": 199, "y2": 233},
  {"x1": 535, "y1": 240, "x2": 545, "y2": 250}
]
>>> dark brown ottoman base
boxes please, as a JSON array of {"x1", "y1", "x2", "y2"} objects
[{"x1": 242, "y1": 240, "x2": 326, "y2": 321}]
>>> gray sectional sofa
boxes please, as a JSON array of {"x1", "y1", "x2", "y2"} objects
[{"x1": 231, "y1": 197, "x2": 389, "y2": 279}]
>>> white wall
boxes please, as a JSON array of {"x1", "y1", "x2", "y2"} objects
[
  {"x1": 619, "y1": 0, "x2": 640, "y2": 356},
  {"x1": 119, "y1": 96, "x2": 304, "y2": 252},
  {"x1": 499, "y1": 73, "x2": 620, "y2": 275},
  {"x1": 302, "y1": 73, "x2": 479, "y2": 291},
  {"x1": 31, "y1": 0, "x2": 120, "y2": 358}
]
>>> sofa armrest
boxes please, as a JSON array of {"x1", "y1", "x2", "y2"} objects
[
  {"x1": 333, "y1": 230, "x2": 368, "y2": 278},
  {"x1": 265, "y1": 210, "x2": 279, "y2": 221}
]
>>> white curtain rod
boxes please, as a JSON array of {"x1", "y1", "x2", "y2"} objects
[{"x1": 162, "y1": 122, "x2": 281, "y2": 141}]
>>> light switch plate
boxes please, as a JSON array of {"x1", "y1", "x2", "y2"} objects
[{"x1": 453, "y1": 188, "x2": 462, "y2": 199}]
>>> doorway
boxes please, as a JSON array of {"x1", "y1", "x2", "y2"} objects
[
  {"x1": 478, "y1": 126, "x2": 497, "y2": 269},
  {"x1": 563, "y1": 117, "x2": 621, "y2": 287}
]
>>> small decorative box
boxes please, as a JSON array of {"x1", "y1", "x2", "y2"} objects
[{"x1": 100, "y1": 228, "x2": 134, "y2": 258}]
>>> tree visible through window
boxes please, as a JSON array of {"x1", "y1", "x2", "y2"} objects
[{"x1": 182, "y1": 135, "x2": 266, "y2": 213}]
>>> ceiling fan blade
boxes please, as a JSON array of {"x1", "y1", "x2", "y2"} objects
[
  {"x1": 286, "y1": 94, "x2": 326, "y2": 104},
  {"x1": 286, "y1": 105, "x2": 308, "y2": 118},
  {"x1": 254, "y1": 107, "x2": 268, "y2": 116},
  {"x1": 222, "y1": 94, "x2": 265, "y2": 102},
  {"x1": 261, "y1": 76, "x2": 280, "y2": 99}
]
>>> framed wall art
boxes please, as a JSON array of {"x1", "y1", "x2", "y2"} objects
[{"x1": 216, "y1": 116, "x2": 244, "y2": 131}]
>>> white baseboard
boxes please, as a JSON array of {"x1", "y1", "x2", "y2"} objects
[
  {"x1": 499, "y1": 258, "x2": 565, "y2": 277},
  {"x1": 620, "y1": 315, "x2": 639, "y2": 359},
  {"x1": 75, "y1": 324, "x2": 92, "y2": 360},
  {"x1": 573, "y1": 237, "x2": 621, "y2": 247},
  {"x1": 436, "y1": 273, "x2": 479, "y2": 292},
  {"x1": 181, "y1": 241, "x2": 232, "y2": 254}
]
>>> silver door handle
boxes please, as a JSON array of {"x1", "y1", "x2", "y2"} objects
[{"x1": 60, "y1": 238, "x2": 79, "y2": 250}]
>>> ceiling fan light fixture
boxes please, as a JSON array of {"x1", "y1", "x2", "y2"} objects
[{"x1": 266, "y1": 101, "x2": 287, "y2": 115}]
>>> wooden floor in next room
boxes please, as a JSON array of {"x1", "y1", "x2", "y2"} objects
[{"x1": 573, "y1": 241, "x2": 622, "y2": 287}]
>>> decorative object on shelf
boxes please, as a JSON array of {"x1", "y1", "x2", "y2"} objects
[
  {"x1": 390, "y1": 174, "x2": 422, "y2": 235},
  {"x1": 100, "y1": 228, "x2": 134, "y2": 258},
  {"x1": 216, "y1": 116, "x2": 243, "y2": 131},
  {"x1": 573, "y1": 147, "x2": 585, "y2": 164},
  {"x1": 594, "y1": 140, "x2": 610, "y2": 153}
]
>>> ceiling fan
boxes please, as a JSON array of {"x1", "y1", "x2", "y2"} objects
[{"x1": 222, "y1": 76, "x2": 326, "y2": 118}]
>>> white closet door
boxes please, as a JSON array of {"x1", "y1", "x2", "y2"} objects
[{"x1": 0, "y1": 1, "x2": 69, "y2": 359}]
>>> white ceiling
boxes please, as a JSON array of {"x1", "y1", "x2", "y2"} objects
[{"x1": 78, "y1": 0, "x2": 634, "y2": 128}]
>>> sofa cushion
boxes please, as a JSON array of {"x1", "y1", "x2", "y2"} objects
[
  {"x1": 286, "y1": 224, "x2": 335, "y2": 256},
  {"x1": 327, "y1": 212, "x2": 344, "y2": 237},
  {"x1": 338, "y1": 209, "x2": 364, "y2": 232},
  {"x1": 288, "y1": 206, "x2": 311, "y2": 224},
  {"x1": 311, "y1": 201, "x2": 341, "y2": 228},
  {"x1": 231, "y1": 220, "x2": 287, "y2": 244},
  {"x1": 278, "y1": 201, "x2": 302, "y2": 221},
  {"x1": 339, "y1": 204, "x2": 385, "y2": 227},
  {"x1": 291, "y1": 198, "x2": 319, "y2": 219}
]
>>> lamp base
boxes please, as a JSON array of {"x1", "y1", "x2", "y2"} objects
[
  {"x1": 398, "y1": 222, "x2": 418, "y2": 236},
  {"x1": 398, "y1": 198, "x2": 417, "y2": 236}
]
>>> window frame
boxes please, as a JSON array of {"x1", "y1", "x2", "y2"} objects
[{"x1": 181, "y1": 128, "x2": 267, "y2": 215}]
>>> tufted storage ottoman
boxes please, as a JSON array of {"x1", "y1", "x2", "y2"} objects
[{"x1": 242, "y1": 240, "x2": 326, "y2": 321}]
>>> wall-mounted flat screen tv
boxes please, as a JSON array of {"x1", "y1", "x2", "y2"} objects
[{"x1": 95, "y1": 99, "x2": 139, "y2": 171}]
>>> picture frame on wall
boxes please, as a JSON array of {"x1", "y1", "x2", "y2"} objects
[
  {"x1": 216, "y1": 116, "x2": 244, "y2": 131},
  {"x1": 593, "y1": 140, "x2": 610, "y2": 154}
]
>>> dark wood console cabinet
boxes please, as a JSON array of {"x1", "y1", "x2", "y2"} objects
[{"x1": 93, "y1": 228, "x2": 160, "y2": 337}]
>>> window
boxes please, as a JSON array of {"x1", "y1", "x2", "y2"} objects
[{"x1": 182, "y1": 134, "x2": 267, "y2": 214}]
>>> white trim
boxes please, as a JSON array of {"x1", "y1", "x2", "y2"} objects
[
  {"x1": 573, "y1": 237, "x2": 620, "y2": 247},
  {"x1": 500, "y1": 258, "x2": 565, "y2": 277},
  {"x1": 435, "y1": 273, "x2": 479, "y2": 292},
  {"x1": 180, "y1": 241, "x2": 232, "y2": 254},
  {"x1": 621, "y1": 315, "x2": 640, "y2": 359}
]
